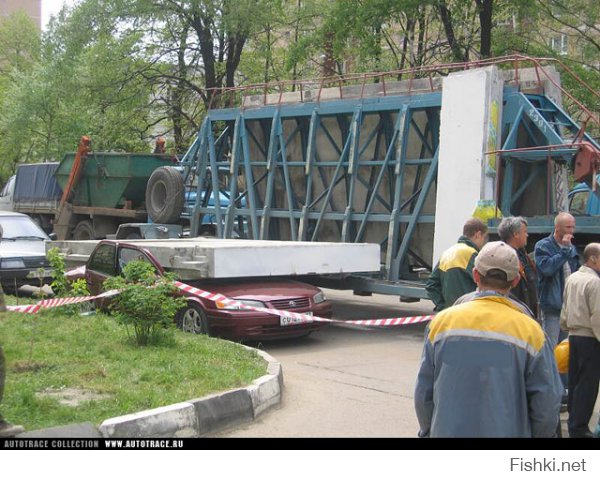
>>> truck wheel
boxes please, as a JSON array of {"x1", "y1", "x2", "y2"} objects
[
  {"x1": 146, "y1": 166, "x2": 185, "y2": 224},
  {"x1": 73, "y1": 220, "x2": 95, "y2": 240},
  {"x1": 176, "y1": 303, "x2": 209, "y2": 335}
]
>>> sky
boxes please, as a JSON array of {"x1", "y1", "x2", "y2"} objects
[{"x1": 42, "y1": 0, "x2": 77, "y2": 29}]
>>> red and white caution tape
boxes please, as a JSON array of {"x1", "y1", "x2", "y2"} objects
[
  {"x1": 6, "y1": 304, "x2": 42, "y2": 314},
  {"x1": 173, "y1": 281, "x2": 433, "y2": 326},
  {"x1": 6, "y1": 281, "x2": 433, "y2": 327},
  {"x1": 6, "y1": 289, "x2": 119, "y2": 315}
]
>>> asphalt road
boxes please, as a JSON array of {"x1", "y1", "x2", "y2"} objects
[
  {"x1": 216, "y1": 288, "x2": 600, "y2": 438},
  {"x1": 216, "y1": 289, "x2": 433, "y2": 438}
]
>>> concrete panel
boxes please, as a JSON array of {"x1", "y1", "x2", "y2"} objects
[
  {"x1": 433, "y1": 67, "x2": 500, "y2": 264},
  {"x1": 49, "y1": 238, "x2": 381, "y2": 279},
  {"x1": 246, "y1": 108, "x2": 438, "y2": 266},
  {"x1": 208, "y1": 241, "x2": 379, "y2": 278},
  {"x1": 242, "y1": 76, "x2": 444, "y2": 108},
  {"x1": 99, "y1": 402, "x2": 198, "y2": 438}
]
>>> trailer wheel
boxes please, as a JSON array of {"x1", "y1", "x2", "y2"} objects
[
  {"x1": 146, "y1": 166, "x2": 185, "y2": 224},
  {"x1": 176, "y1": 303, "x2": 209, "y2": 335},
  {"x1": 73, "y1": 220, "x2": 95, "y2": 240}
]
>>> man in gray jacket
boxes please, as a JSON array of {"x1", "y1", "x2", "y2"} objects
[
  {"x1": 415, "y1": 242, "x2": 562, "y2": 437},
  {"x1": 560, "y1": 243, "x2": 600, "y2": 438}
]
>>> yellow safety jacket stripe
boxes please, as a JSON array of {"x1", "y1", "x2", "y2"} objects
[
  {"x1": 428, "y1": 296, "x2": 545, "y2": 353},
  {"x1": 438, "y1": 243, "x2": 477, "y2": 272}
]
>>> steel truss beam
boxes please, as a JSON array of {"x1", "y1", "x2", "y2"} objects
[{"x1": 187, "y1": 93, "x2": 441, "y2": 285}]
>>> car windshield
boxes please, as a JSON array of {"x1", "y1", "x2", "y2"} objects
[{"x1": 0, "y1": 216, "x2": 49, "y2": 240}]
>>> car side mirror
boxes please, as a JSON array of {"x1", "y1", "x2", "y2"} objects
[{"x1": 48, "y1": 233, "x2": 58, "y2": 241}]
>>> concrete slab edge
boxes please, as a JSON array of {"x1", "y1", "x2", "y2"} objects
[{"x1": 96, "y1": 346, "x2": 281, "y2": 438}]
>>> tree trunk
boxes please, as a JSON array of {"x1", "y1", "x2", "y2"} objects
[
  {"x1": 190, "y1": 14, "x2": 218, "y2": 108},
  {"x1": 171, "y1": 27, "x2": 188, "y2": 152},
  {"x1": 437, "y1": 1, "x2": 468, "y2": 62},
  {"x1": 475, "y1": 0, "x2": 493, "y2": 58},
  {"x1": 417, "y1": 9, "x2": 426, "y2": 66}
]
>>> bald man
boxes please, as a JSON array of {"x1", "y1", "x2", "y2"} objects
[
  {"x1": 535, "y1": 212, "x2": 580, "y2": 350},
  {"x1": 560, "y1": 243, "x2": 600, "y2": 437}
]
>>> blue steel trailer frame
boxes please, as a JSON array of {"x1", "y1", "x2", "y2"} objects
[
  {"x1": 176, "y1": 84, "x2": 597, "y2": 298},
  {"x1": 180, "y1": 92, "x2": 442, "y2": 298}
]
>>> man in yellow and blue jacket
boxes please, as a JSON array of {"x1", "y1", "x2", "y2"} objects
[
  {"x1": 415, "y1": 241, "x2": 563, "y2": 437},
  {"x1": 426, "y1": 218, "x2": 488, "y2": 311}
]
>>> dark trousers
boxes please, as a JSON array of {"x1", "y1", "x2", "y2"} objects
[
  {"x1": 0, "y1": 345, "x2": 5, "y2": 423},
  {"x1": 567, "y1": 336, "x2": 600, "y2": 437}
]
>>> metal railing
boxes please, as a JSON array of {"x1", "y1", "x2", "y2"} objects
[{"x1": 201, "y1": 55, "x2": 599, "y2": 130}]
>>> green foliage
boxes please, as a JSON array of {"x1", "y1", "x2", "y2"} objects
[
  {"x1": 46, "y1": 247, "x2": 91, "y2": 315},
  {"x1": 104, "y1": 261, "x2": 186, "y2": 346},
  {"x1": 70, "y1": 278, "x2": 90, "y2": 297},
  {"x1": 47, "y1": 247, "x2": 69, "y2": 296},
  {"x1": 0, "y1": 11, "x2": 40, "y2": 83},
  {"x1": 0, "y1": 0, "x2": 599, "y2": 176}
]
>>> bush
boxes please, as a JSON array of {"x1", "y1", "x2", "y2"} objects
[
  {"x1": 104, "y1": 261, "x2": 186, "y2": 346},
  {"x1": 47, "y1": 247, "x2": 70, "y2": 296},
  {"x1": 46, "y1": 247, "x2": 91, "y2": 314}
]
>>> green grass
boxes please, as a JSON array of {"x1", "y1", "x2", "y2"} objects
[{"x1": 0, "y1": 304, "x2": 267, "y2": 431}]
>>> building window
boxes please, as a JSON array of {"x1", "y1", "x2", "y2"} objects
[{"x1": 550, "y1": 34, "x2": 568, "y2": 55}]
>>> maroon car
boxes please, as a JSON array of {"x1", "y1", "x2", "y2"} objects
[{"x1": 67, "y1": 240, "x2": 332, "y2": 341}]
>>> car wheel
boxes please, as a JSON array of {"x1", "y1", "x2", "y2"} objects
[{"x1": 176, "y1": 303, "x2": 209, "y2": 335}]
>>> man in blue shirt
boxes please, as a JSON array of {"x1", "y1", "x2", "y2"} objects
[
  {"x1": 535, "y1": 212, "x2": 579, "y2": 414},
  {"x1": 534, "y1": 212, "x2": 579, "y2": 350}
]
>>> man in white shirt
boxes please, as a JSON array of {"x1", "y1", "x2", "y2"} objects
[{"x1": 560, "y1": 243, "x2": 600, "y2": 438}]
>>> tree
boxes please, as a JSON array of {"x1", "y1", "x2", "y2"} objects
[
  {"x1": 0, "y1": 11, "x2": 40, "y2": 81},
  {"x1": 94, "y1": 0, "x2": 280, "y2": 150},
  {"x1": 0, "y1": 0, "x2": 155, "y2": 174},
  {"x1": 0, "y1": 12, "x2": 42, "y2": 181}
]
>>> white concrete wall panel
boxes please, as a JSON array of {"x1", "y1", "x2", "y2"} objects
[{"x1": 433, "y1": 67, "x2": 499, "y2": 264}]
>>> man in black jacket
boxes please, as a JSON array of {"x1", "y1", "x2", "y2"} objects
[{"x1": 498, "y1": 216, "x2": 539, "y2": 320}]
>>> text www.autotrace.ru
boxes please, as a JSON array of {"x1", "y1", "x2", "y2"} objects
[
  {"x1": 510, "y1": 457, "x2": 587, "y2": 472},
  {"x1": 104, "y1": 439, "x2": 184, "y2": 449}
]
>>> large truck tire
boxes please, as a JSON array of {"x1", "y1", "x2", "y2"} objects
[
  {"x1": 146, "y1": 166, "x2": 185, "y2": 224},
  {"x1": 73, "y1": 220, "x2": 95, "y2": 240}
]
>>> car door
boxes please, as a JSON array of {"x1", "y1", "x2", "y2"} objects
[{"x1": 85, "y1": 243, "x2": 117, "y2": 296}]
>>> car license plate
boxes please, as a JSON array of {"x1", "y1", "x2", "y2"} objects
[
  {"x1": 27, "y1": 269, "x2": 53, "y2": 279},
  {"x1": 280, "y1": 312, "x2": 313, "y2": 326}
]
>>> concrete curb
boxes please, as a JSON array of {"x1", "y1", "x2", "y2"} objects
[{"x1": 18, "y1": 347, "x2": 282, "y2": 439}]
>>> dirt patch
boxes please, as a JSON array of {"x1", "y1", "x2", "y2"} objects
[
  {"x1": 12, "y1": 361, "x2": 49, "y2": 373},
  {"x1": 37, "y1": 387, "x2": 112, "y2": 407}
]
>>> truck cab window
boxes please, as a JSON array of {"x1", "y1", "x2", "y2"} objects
[
  {"x1": 88, "y1": 244, "x2": 117, "y2": 276},
  {"x1": 0, "y1": 176, "x2": 15, "y2": 197}
]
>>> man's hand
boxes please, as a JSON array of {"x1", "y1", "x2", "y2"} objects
[{"x1": 561, "y1": 234, "x2": 574, "y2": 246}]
